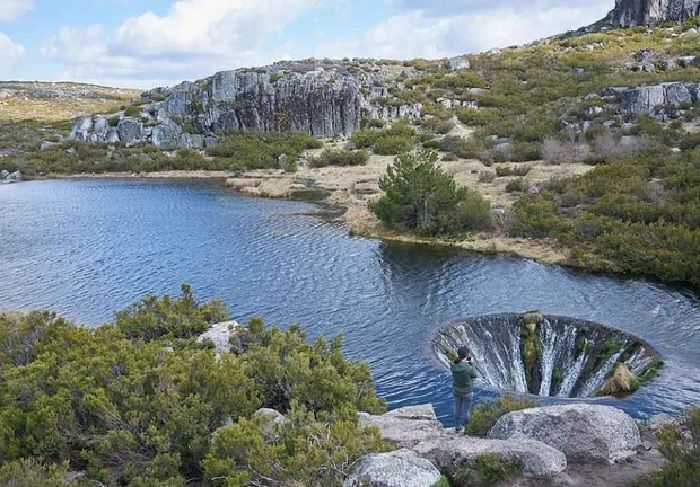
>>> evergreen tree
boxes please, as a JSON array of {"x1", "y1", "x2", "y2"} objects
[{"x1": 372, "y1": 150, "x2": 491, "y2": 236}]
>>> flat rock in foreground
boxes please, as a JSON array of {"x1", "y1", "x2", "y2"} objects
[
  {"x1": 343, "y1": 449, "x2": 442, "y2": 487},
  {"x1": 412, "y1": 436, "x2": 568, "y2": 478},
  {"x1": 488, "y1": 404, "x2": 641, "y2": 464},
  {"x1": 358, "y1": 405, "x2": 445, "y2": 449}
]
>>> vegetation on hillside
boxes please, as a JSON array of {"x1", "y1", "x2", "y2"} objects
[
  {"x1": 0, "y1": 131, "x2": 323, "y2": 176},
  {"x1": 510, "y1": 138, "x2": 700, "y2": 289},
  {"x1": 371, "y1": 150, "x2": 491, "y2": 236},
  {"x1": 0, "y1": 286, "x2": 386, "y2": 486}
]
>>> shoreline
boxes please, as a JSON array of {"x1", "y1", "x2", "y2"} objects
[{"x1": 29, "y1": 170, "x2": 576, "y2": 270}]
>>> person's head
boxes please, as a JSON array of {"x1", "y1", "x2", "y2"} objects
[{"x1": 455, "y1": 346, "x2": 470, "y2": 363}]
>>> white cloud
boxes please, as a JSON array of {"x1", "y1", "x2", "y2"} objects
[
  {"x1": 0, "y1": 0, "x2": 35, "y2": 22},
  {"x1": 41, "y1": 0, "x2": 322, "y2": 87},
  {"x1": 320, "y1": 1, "x2": 611, "y2": 60},
  {"x1": 38, "y1": 0, "x2": 615, "y2": 87},
  {"x1": 0, "y1": 32, "x2": 25, "y2": 68}
]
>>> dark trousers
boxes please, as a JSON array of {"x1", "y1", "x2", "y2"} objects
[{"x1": 454, "y1": 393, "x2": 473, "y2": 430}]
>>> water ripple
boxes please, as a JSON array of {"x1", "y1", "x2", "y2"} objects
[{"x1": 1, "y1": 179, "x2": 699, "y2": 423}]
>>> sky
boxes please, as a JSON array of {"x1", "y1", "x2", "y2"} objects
[{"x1": 0, "y1": 0, "x2": 614, "y2": 88}]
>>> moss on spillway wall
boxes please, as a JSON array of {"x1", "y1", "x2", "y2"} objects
[{"x1": 432, "y1": 313, "x2": 663, "y2": 398}]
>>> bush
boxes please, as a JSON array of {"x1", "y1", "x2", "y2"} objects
[
  {"x1": 207, "y1": 132, "x2": 321, "y2": 170},
  {"x1": 203, "y1": 404, "x2": 387, "y2": 486},
  {"x1": 496, "y1": 165, "x2": 531, "y2": 177},
  {"x1": 308, "y1": 149, "x2": 369, "y2": 168},
  {"x1": 637, "y1": 408, "x2": 700, "y2": 486},
  {"x1": 351, "y1": 122, "x2": 418, "y2": 155},
  {"x1": 374, "y1": 134, "x2": 415, "y2": 155},
  {"x1": 467, "y1": 394, "x2": 536, "y2": 436},
  {"x1": 0, "y1": 460, "x2": 67, "y2": 487},
  {"x1": 123, "y1": 105, "x2": 142, "y2": 117},
  {"x1": 115, "y1": 283, "x2": 229, "y2": 340},
  {"x1": 453, "y1": 454, "x2": 523, "y2": 487},
  {"x1": 456, "y1": 108, "x2": 503, "y2": 126},
  {"x1": 0, "y1": 289, "x2": 386, "y2": 486},
  {"x1": 371, "y1": 150, "x2": 491, "y2": 236},
  {"x1": 509, "y1": 196, "x2": 570, "y2": 238},
  {"x1": 506, "y1": 178, "x2": 528, "y2": 193}
]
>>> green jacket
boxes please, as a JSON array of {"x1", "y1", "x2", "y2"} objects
[{"x1": 450, "y1": 360, "x2": 477, "y2": 396}]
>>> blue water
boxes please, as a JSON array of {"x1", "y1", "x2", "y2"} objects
[{"x1": 1, "y1": 179, "x2": 699, "y2": 422}]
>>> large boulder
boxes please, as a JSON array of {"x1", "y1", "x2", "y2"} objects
[
  {"x1": 343, "y1": 449, "x2": 442, "y2": 487},
  {"x1": 488, "y1": 404, "x2": 641, "y2": 463},
  {"x1": 445, "y1": 55, "x2": 471, "y2": 71},
  {"x1": 358, "y1": 405, "x2": 445, "y2": 449},
  {"x1": 117, "y1": 119, "x2": 143, "y2": 144},
  {"x1": 412, "y1": 437, "x2": 567, "y2": 478}
]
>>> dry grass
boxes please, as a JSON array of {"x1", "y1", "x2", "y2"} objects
[{"x1": 0, "y1": 82, "x2": 139, "y2": 122}]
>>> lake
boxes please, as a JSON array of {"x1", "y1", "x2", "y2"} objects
[{"x1": 1, "y1": 179, "x2": 699, "y2": 422}]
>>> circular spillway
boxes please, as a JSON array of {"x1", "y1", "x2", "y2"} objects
[{"x1": 431, "y1": 312, "x2": 663, "y2": 398}]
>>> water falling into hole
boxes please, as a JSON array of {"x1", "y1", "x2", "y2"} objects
[{"x1": 431, "y1": 312, "x2": 663, "y2": 398}]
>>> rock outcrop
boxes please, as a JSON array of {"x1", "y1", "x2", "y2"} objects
[
  {"x1": 619, "y1": 82, "x2": 700, "y2": 118},
  {"x1": 68, "y1": 59, "x2": 425, "y2": 148},
  {"x1": 604, "y1": 0, "x2": 700, "y2": 27},
  {"x1": 488, "y1": 404, "x2": 641, "y2": 463},
  {"x1": 358, "y1": 404, "x2": 567, "y2": 478},
  {"x1": 358, "y1": 404, "x2": 445, "y2": 449},
  {"x1": 343, "y1": 450, "x2": 442, "y2": 487}
]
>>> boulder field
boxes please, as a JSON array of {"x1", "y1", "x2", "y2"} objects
[{"x1": 348, "y1": 403, "x2": 661, "y2": 487}]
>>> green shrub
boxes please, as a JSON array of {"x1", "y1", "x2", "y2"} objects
[
  {"x1": 456, "y1": 108, "x2": 503, "y2": 126},
  {"x1": 636, "y1": 408, "x2": 700, "y2": 486},
  {"x1": 453, "y1": 454, "x2": 523, "y2": 487},
  {"x1": 467, "y1": 394, "x2": 536, "y2": 436},
  {"x1": 351, "y1": 122, "x2": 418, "y2": 155},
  {"x1": 123, "y1": 105, "x2": 142, "y2": 117},
  {"x1": 203, "y1": 404, "x2": 387, "y2": 486},
  {"x1": 432, "y1": 476, "x2": 451, "y2": 487},
  {"x1": 115, "y1": 283, "x2": 229, "y2": 340},
  {"x1": 496, "y1": 165, "x2": 531, "y2": 177},
  {"x1": 371, "y1": 150, "x2": 491, "y2": 236},
  {"x1": 509, "y1": 196, "x2": 570, "y2": 238},
  {"x1": 506, "y1": 178, "x2": 528, "y2": 193},
  {"x1": 0, "y1": 289, "x2": 386, "y2": 486},
  {"x1": 308, "y1": 149, "x2": 369, "y2": 168},
  {"x1": 374, "y1": 134, "x2": 414, "y2": 155},
  {"x1": 206, "y1": 132, "x2": 321, "y2": 170},
  {"x1": 351, "y1": 129, "x2": 379, "y2": 149},
  {"x1": 0, "y1": 460, "x2": 67, "y2": 487}
]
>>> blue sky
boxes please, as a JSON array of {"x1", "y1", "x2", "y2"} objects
[{"x1": 1, "y1": 0, "x2": 614, "y2": 88}]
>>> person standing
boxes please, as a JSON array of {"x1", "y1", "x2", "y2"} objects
[{"x1": 450, "y1": 346, "x2": 477, "y2": 433}]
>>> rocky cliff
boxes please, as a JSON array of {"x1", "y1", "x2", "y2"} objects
[
  {"x1": 69, "y1": 59, "x2": 428, "y2": 148},
  {"x1": 604, "y1": 0, "x2": 700, "y2": 26}
]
